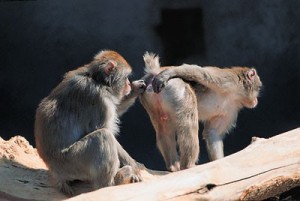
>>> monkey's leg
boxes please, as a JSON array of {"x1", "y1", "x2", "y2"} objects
[
  {"x1": 116, "y1": 141, "x2": 142, "y2": 182},
  {"x1": 203, "y1": 119, "x2": 227, "y2": 161},
  {"x1": 156, "y1": 130, "x2": 180, "y2": 172},
  {"x1": 114, "y1": 165, "x2": 141, "y2": 185},
  {"x1": 204, "y1": 131, "x2": 224, "y2": 161},
  {"x1": 60, "y1": 128, "x2": 120, "y2": 195},
  {"x1": 118, "y1": 80, "x2": 146, "y2": 116},
  {"x1": 177, "y1": 125, "x2": 200, "y2": 170},
  {"x1": 176, "y1": 115, "x2": 199, "y2": 170}
]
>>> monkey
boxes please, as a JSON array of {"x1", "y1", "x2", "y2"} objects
[
  {"x1": 140, "y1": 52, "x2": 262, "y2": 171},
  {"x1": 139, "y1": 53, "x2": 199, "y2": 172},
  {"x1": 34, "y1": 50, "x2": 145, "y2": 196}
]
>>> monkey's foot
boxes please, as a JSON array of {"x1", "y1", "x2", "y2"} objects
[
  {"x1": 58, "y1": 181, "x2": 75, "y2": 197},
  {"x1": 114, "y1": 165, "x2": 142, "y2": 185},
  {"x1": 168, "y1": 161, "x2": 180, "y2": 172}
]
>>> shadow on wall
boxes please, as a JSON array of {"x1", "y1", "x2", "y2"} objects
[{"x1": 156, "y1": 8, "x2": 205, "y2": 65}]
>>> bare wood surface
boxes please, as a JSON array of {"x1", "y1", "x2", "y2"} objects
[
  {"x1": 69, "y1": 128, "x2": 300, "y2": 201},
  {"x1": 0, "y1": 136, "x2": 163, "y2": 201},
  {"x1": 0, "y1": 128, "x2": 299, "y2": 201},
  {"x1": 0, "y1": 136, "x2": 66, "y2": 201}
]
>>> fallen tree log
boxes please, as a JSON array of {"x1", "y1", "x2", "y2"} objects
[
  {"x1": 69, "y1": 128, "x2": 300, "y2": 201},
  {"x1": 0, "y1": 128, "x2": 299, "y2": 200},
  {"x1": 0, "y1": 136, "x2": 162, "y2": 201}
]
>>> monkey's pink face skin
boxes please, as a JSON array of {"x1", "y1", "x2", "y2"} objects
[
  {"x1": 123, "y1": 79, "x2": 132, "y2": 96},
  {"x1": 242, "y1": 98, "x2": 258, "y2": 108}
]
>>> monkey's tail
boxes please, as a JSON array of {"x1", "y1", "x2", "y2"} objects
[{"x1": 143, "y1": 52, "x2": 161, "y2": 75}]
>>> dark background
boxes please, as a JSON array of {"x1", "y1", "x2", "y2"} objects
[{"x1": 0, "y1": 0, "x2": 299, "y2": 170}]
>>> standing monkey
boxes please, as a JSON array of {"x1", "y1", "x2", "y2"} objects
[
  {"x1": 140, "y1": 53, "x2": 199, "y2": 172},
  {"x1": 35, "y1": 50, "x2": 145, "y2": 196},
  {"x1": 140, "y1": 52, "x2": 262, "y2": 171}
]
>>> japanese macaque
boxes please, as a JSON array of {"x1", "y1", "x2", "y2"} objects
[
  {"x1": 140, "y1": 52, "x2": 262, "y2": 171},
  {"x1": 139, "y1": 53, "x2": 199, "y2": 172},
  {"x1": 35, "y1": 50, "x2": 145, "y2": 196}
]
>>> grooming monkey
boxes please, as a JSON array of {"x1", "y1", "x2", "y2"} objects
[
  {"x1": 35, "y1": 50, "x2": 145, "y2": 196},
  {"x1": 140, "y1": 53, "x2": 262, "y2": 171}
]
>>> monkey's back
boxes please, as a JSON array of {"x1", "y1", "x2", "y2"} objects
[
  {"x1": 34, "y1": 76, "x2": 111, "y2": 164},
  {"x1": 139, "y1": 78, "x2": 197, "y2": 133}
]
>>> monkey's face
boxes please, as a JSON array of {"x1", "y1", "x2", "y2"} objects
[
  {"x1": 241, "y1": 68, "x2": 262, "y2": 108},
  {"x1": 242, "y1": 97, "x2": 258, "y2": 109},
  {"x1": 107, "y1": 70, "x2": 133, "y2": 100},
  {"x1": 122, "y1": 78, "x2": 132, "y2": 96},
  {"x1": 90, "y1": 50, "x2": 135, "y2": 99}
]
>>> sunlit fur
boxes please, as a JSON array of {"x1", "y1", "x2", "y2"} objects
[
  {"x1": 35, "y1": 50, "x2": 143, "y2": 196},
  {"x1": 140, "y1": 52, "x2": 262, "y2": 170}
]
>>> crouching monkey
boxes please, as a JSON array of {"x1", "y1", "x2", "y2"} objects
[{"x1": 35, "y1": 50, "x2": 145, "y2": 196}]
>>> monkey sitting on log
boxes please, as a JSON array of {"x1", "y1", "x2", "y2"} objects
[
  {"x1": 35, "y1": 50, "x2": 145, "y2": 196},
  {"x1": 139, "y1": 52, "x2": 262, "y2": 171}
]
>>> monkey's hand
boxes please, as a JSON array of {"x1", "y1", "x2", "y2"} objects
[
  {"x1": 131, "y1": 80, "x2": 146, "y2": 96},
  {"x1": 152, "y1": 72, "x2": 171, "y2": 93},
  {"x1": 118, "y1": 80, "x2": 146, "y2": 116}
]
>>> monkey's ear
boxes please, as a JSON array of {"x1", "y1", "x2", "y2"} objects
[
  {"x1": 104, "y1": 60, "x2": 117, "y2": 75},
  {"x1": 246, "y1": 69, "x2": 256, "y2": 81}
]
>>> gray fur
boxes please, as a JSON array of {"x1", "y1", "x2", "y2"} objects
[{"x1": 35, "y1": 50, "x2": 144, "y2": 196}]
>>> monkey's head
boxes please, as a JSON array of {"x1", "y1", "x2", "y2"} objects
[
  {"x1": 89, "y1": 50, "x2": 133, "y2": 99},
  {"x1": 236, "y1": 67, "x2": 262, "y2": 109}
]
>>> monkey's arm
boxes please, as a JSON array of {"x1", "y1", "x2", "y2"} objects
[
  {"x1": 116, "y1": 141, "x2": 137, "y2": 166},
  {"x1": 118, "y1": 94, "x2": 138, "y2": 116},
  {"x1": 116, "y1": 140, "x2": 142, "y2": 180},
  {"x1": 118, "y1": 97, "x2": 135, "y2": 116},
  {"x1": 152, "y1": 65, "x2": 238, "y2": 93},
  {"x1": 118, "y1": 80, "x2": 145, "y2": 116}
]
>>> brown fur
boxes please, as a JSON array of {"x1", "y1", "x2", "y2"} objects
[
  {"x1": 140, "y1": 53, "x2": 262, "y2": 170},
  {"x1": 140, "y1": 53, "x2": 199, "y2": 171}
]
